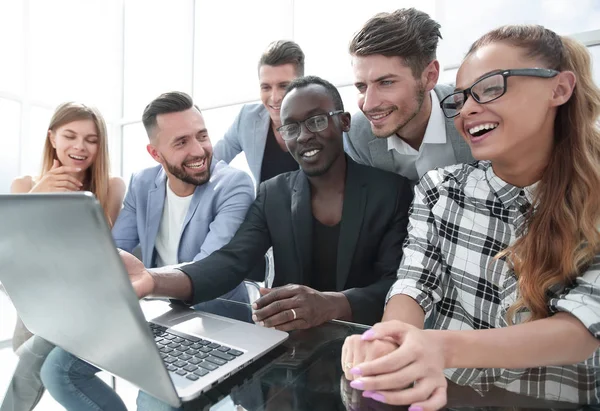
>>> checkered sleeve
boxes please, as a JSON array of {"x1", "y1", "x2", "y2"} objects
[
  {"x1": 386, "y1": 171, "x2": 445, "y2": 318},
  {"x1": 549, "y1": 254, "x2": 600, "y2": 339}
]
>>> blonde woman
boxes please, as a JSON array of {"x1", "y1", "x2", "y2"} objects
[
  {"x1": 2, "y1": 102, "x2": 125, "y2": 411},
  {"x1": 342, "y1": 25, "x2": 600, "y2": 410}
]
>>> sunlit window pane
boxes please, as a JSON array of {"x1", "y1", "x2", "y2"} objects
[
  {"x1": 202, "y1": 103, "x2": 251, "y2": 177},
  {"x1": 0, "y1": 100, "x2": 21, "y2": 193},
  {"x1": 337, "y1": 85, "x2": 360, "y2": 115},
  {"x1": 0, "y1": 1, "x2": 24, "y2": 95},
  {"x1": 28, "y1": 0, "x2": 121, "y2": 119},
  {"x1": 436, "y1": 0, "x2": 600, "y2": 67},
  {"x1": 589, "y1": 46, "x2": 600, "y2": 86},
  {"x1": 21, "y1": 106, "x2": 53, "y2": 177},
  {"x1": 295, "y1": 0, "x2": 435, "y2": 86},
  {"x1": 193, "y1": 0, "x2": 293, "y2": 108},
  {"x1": 123, "y1": 0, "x2": 194, "y2": 119},
  {"x1": 122, "y1": 122, "x2": 156, "y2": 185},
  {"x1": 439, "y1": 68, "x2": 458, "y2": 86}
]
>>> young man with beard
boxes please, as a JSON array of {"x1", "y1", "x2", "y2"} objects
[
  {"x1": 345, "y1": 8, "x2": 474, "y2": 183},
  {"x1": 39, "y1": 92, "x2": 256, "y2": 411}
]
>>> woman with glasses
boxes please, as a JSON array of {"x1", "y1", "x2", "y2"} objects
[{"x1": 341, "y1": 24, "x2": 600, "y2": 410}]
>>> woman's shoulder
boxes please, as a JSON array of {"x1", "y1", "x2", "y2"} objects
[
  {"x1": 107, "y1": 176, "x2": 126, "y2": 198},
  {"x1": 108, "y1": 175, "x2": 126, "y2": 190},
  {"x1": 10, "y1": 175, "x2": 35, "y2": 193}
]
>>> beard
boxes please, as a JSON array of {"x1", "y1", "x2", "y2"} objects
[
  {"x1": 164, "y1": 155, "x2": 212, "y2": 186},
  {"x1": 370, "y1": 81, "x2": 427, "y2": 138}
]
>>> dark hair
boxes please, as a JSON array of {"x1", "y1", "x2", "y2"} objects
[
  {"x1": 258, "y1": 40, "x2": 305, "y2": 76},
  {"x1": 285, "y1": 75, "x2": 344, "y2": 111},
  {"x1": 142, "y1": 91, "x2": 196, "y2": 137},
  {"x1": 349, "y1": 8, "x2": 442, "y2": 76}
]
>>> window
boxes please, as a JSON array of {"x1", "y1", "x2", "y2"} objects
[
  {"x1": 28, "y1": 0, "x2": 121, "y2": 120},
  {"x1": 0, "y1": 1, "x2": 24, "y2": 96},
  {"x1": 122, "y1": 122, "x2": 155, "y2": 184},
  {"x1": 588, "y1": 46, "x2": 600, "y2": 85},
  {"x1": 435, "y1": 0, "x2": 600, "y2": 68},
  {"x1": 21, "y1": 106, "x2": 53, "y2": 177},
  {"x1": 0, "y1": 100, "x2": 21, "y2": 193},
  {"x1": 193, "y1": 0, "x2": 293, "y2": 108},
  {"x1": 295, "y1": 0, "x2": 435, "y2": 86},
  {"x1": 123, "y1": 0, "x2": 194, "y2": 119}
]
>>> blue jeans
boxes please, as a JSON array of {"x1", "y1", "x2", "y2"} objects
[
  {"x1": 41, "y1": 347, "x2": 181, "y2": 411},
  {"x1": 40, "y1": 347, "x2": 127, "y2": 411}
]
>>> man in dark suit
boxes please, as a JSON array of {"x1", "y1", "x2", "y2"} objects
[{"x1": 120, "y1": 75, "x2": 413, "y2": 331}]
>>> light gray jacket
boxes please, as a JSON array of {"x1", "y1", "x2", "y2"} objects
[{"x1": 344, "y1": 84, "x2": 474, "y2": 178}]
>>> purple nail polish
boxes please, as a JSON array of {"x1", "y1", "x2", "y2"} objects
[
  {"x1": 349, "y1": 380, "x2": 364, "y2": 390},
  {"x1": 350, "y1": 367, "x2": 362, "y2": 375},
  {"x1": 362, "y1": 390, "x2": 374, "y2": 398},
  {"x1": 370, "y1": 392, "x2": 385, "y2": 402},
  {"x1": 409, "y1": 407, "x2": 424, "y2": 411},
  {"x1": 361, "y1": 329, "x2": 375, "y2": 340}
]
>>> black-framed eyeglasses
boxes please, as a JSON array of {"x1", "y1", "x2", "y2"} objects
[
  {"x1": 277, "y1": 110, "x2": 344, "y2": 141},
  {"x1": 439, "y1": 68, "x2": 560, "y2": 119}
]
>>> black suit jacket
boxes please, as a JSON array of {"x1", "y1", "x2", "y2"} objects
[{"x1": 179, "y1": 157, "x2": 413, "y2": 325}]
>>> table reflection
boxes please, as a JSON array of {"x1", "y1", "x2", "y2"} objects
[{"x1": 142, "y1": 300, "x2": 598, "y2": 411}]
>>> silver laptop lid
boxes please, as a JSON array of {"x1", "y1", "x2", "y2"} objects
[{"x1": 0, "y1": 193, "x2": 181, "y2": 407}]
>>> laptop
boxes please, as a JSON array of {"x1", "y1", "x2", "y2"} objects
[{"x1": 0, "y1": 192, "x2": 288, "y2": 408}]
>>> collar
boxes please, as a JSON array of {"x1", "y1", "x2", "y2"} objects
[
  {"x1": 387, "y1": 90, "x2": 447, "y2": 155},
  {"x1": 484, "y1": 161, "x2": 538, "y2": 208}
]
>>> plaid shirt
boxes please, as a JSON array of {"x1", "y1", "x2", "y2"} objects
[{"x1": 388, "y1": 161, "x2": 600, "y2": 404}]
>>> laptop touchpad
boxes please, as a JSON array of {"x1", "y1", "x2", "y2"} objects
[{"x1": 171, "y1": 316, "x2": 232, "y2": 336}]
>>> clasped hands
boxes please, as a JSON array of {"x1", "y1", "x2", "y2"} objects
[{"x1": 341, "y1": 321, "x2": 448, "y2": 411}]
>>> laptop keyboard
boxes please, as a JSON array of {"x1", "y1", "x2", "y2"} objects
[{"x1": 149, "y1": 323, "x2": 243, "y2": 382}]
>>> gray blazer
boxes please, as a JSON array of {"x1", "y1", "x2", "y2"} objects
[
  {"x1": 213, "y1": 103, "x2": 270, "y2": 187},
  {"x1": 344, "y1": 84, "x2": 474, "y2": 176}
]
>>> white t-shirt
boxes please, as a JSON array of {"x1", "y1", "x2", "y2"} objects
[{"x1": 154, "y1": 180, "x2": 194, "y2": 266}]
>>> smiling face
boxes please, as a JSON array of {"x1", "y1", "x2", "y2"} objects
[
  {"x1": 259, "y1": 63, "x2": 299, "y2": 127},
  {"x1": 281, "y1": 84, "x2": 350, "y2": 177},
  {"x1": 147, "y1": 107, "x2": 213, "y2": 187},
  {"x1": 49, "y1": 119, "x2": 99, "y2": 171},
  {"x1": 454, "y1": 42, "x2": 561, "y2": 164},
  {"x1": 352, "y1": 54, "x2": 429, "y2": 138}
]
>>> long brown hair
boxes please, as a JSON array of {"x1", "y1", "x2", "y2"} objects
[
  {"x1": 42, "y1": 102, "x2": 113, "y2": 225},
  {"x1": 467, "y1": 25, "x2": 600, "y2": 323}
]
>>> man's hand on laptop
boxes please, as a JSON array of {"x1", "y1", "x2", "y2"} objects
[
  {"x1": 118, "y1": 249, "x2": 155, "y2": 298},
  {"x1": 251, "y1": 284, "x2": 352, "y2": 331}
]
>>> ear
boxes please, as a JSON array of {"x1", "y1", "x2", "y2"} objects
[
  {"x1": 551, "y1": 70, "x2": 576, "y2": 107},
  {"x1": 48, "y1": 130, "x2": 56, "y2": 148},
  {"x1": 339, "y1": 112, "x2": 351, "y2": 132},
  {"x1": 146, "y1": 144, "x2": 162, "y2": 164},
  {"x1": 421, "y1": 60, "x2": 440, "y2": 92}
]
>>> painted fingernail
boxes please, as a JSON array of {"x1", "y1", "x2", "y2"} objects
[
  {"x1": 349, "y1": 380, "x2": 364, "y2": 390},
  {"x1": 252, "y1": 314, "x2": 258, "y2": 322},
  {"x1": 350, "y1": 367, "x2": 362, "y2": 375},
  {"x1": 361, "y1": 329, "x2": 375, "y2": 340},
  {"x1": 370, "y1": 392, "x2": 385, "y2": 402},
  {"x1": 362, "y1": 390, "x2": 374, "y2": 398},
  {"x1": 409, "y1": 407, "x2": 424, "y2": 411}
]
